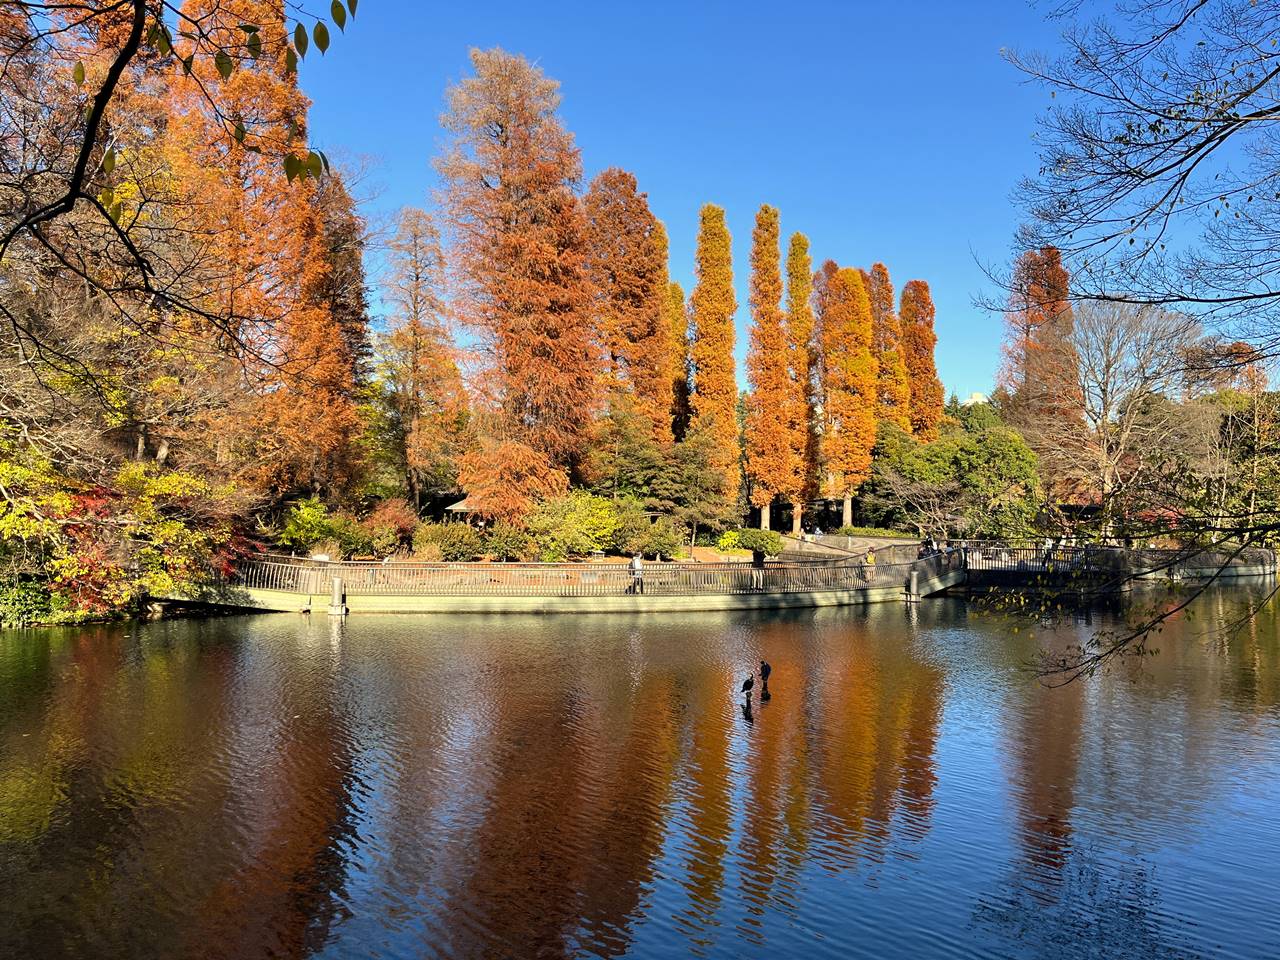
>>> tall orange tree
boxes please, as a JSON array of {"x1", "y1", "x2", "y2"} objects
[
  {"x1": 379, "y1": 207, "x2": 470, "y2": 508},
  {"x1": 1001, "y1": 246, "x2": 1075, "y2": 405},
  {"x1": 744, "y1": 205, "x2": 800, "y2": 529},
  {"x1": 784, "y1": 232, "x2": 817, "y2": 528},
  {"x1": 436, "y1": 48, "x2": 598, "y2": 473},
  {"x1": 583, "y1": 168, "x2": 671, "y2": 439},
  {"x1": 167, "y1": 0, "x2": 362, "y2": 496},
  {"x1": 899, "y1": 280, "x2": 944, "y2": 440},
  {"x1": 820, "y1": 268, "x2": 878, "y2": 526},
  {"x1": 688, "y1": 203, "x2": 739, "y2": 505},
  {"x1": 865, "y1": 262, "x2": 911, "y2": 432}
]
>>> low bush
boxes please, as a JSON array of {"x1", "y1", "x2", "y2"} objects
[
  {"x1": 364, "y1": 499, "x2": 418, "y2": 557},
  {"x1": 414, "y1": 522, "x2": 484, "y2": 561},
  {"x1": 526, "y1": 490, "x2": 619, "y2": 561},
  {"x1": 328, "y1": 512, "x2": 373, "y2": 558},
  {"x1": 486, "y1": 521, "x2": 532, "y2": 561},
  {"x1": 734, "y1": 528, "x2": 785, "y2": 557},
  {"x1": 279, "y1": 497, "x2": 332, "y2": 551},
  {"x1": 716, "y1": 530, "x2": 741, "y2": 552}
]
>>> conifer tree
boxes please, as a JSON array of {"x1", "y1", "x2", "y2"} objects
[
  {"x1": 784, "y1": 232, "x2": 816, "y2": 531},
  {"x1": 821, "y1": 268, "x2": 878, "y2": 526},
  {"x1": 866, "y1": 262, "x2": 912, "y2": 432},
  {"x1": 899, "y1": 279, "x2": 945, "y2": 441},
  {"x1": 688, "y1": 203, "x2": 739, "y2": 504},
  {"x1": 583, "y1": 169, "x2": 670, "y2": 440},
  {"x1": 168, "y1": 0, "x2": 362, "y2": 496},
  {"x1": 744, "y1": 205, "x2": 799, "y2": 529},
  {"x1": 436, "y1": 48, "x2": 598, "y2": 471}
]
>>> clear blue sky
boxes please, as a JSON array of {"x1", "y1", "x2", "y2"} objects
[{"x1": 300, "y1": 0, "x2": 1061, "y2": 400}]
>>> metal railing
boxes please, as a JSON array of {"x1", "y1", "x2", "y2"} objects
[{"x1": 229, "y1": 550, "x2": 967, "y2": 599}]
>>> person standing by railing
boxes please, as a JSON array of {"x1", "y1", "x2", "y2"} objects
[
  {"x1": 750, "y1": 548, "x2": 766, "y2": 592},
  {"x1": 629, "y1": 553, "x2": 645, "y2": 595}
]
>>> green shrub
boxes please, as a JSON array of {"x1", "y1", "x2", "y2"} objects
[
  {"x1": 644, "y1": 517, "x2": 684, "y2": 560},
  {"x1": 526, "y1": 490, "x2": 619, "y2": 561},
  {"x1": 612, "y1": 499, "x2": 682, "y2": 559},
  {"x1": 413, "y1": 522, "x2": 484, "y2": 561},
  {"x1": 486, "y1": 521, "x2": 532, "y2": 561},
  {"x1": 279, "y1": 497, "x2": 332, "y2": 551},
  {"x1": 328, "y1": 513, "x2": 373, "y2": 558},
  {"x1": 0, "y1": 578, "x2": 53, "y2": 626},
  {"x1": 735, "y1": 528, "x2": 784, "y2": 557},
  {"x1": 716, "y1": 530, "x2": 741, "y2": 552}
]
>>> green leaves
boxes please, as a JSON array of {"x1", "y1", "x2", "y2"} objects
[
  {"x1": 331, "y1": 0, "x2": 347, "y2": 31},
  {"x1": 313, "y1": 21, "x2": 330, "y2": 54},
  {"x1": 72, "y1": 61, "x2": 85, "y2": 86},
  {"x1": 282, "y1": 151, "x2": 331, "y2": 183},
  {"x1": 102, "y1": 147, "x2": 116, "y2": 175},
  {"x1": 294, "y1": 22, "x2": 309, "y2": 56},
  {"x1": 214, "y1": 49, "x2": 233, "y2": 80}
]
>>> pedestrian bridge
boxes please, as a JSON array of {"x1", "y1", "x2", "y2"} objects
[{"x1": 179, "y1": 550, "x2": 968, "y2": 615}]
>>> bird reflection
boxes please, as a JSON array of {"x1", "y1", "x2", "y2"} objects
[{"x1": 741, "y1": 699, "x2": 754, "y2": 724}]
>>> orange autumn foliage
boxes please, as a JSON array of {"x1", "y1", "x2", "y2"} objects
[
  {"x1": 865, "y1": 263, "x2": 911, "y2": 432},
  {"x1": 457, "y1": 438, "x2": 569, "y2": 523},
  {"x1": 437, "y1": 48, "x2": 599, "y2": 469},
  {"x1": 688, "y1": 203, "x2": 739, "y2": 502},
  {"x1": 665, "y1": 279, "x2": 691, "y2": 442},
  {"x1": 744, "y1": 205, "x2": 800, "y2": 521},
  {"x1": 583, "y1": 168, "x2": 671, "y2": 440},
  {"x1": 820, "y1": 268, "x2": 878, "y2": 510},
  {"x1": 167, "y1": 0, "x2": 361, "y2": 495},
  {"x1": 785, "y1": 233, "x2": 818, "y2": 515},
  {"x1": 899, "y1": 280, "x2": 944, "y2": 441}
]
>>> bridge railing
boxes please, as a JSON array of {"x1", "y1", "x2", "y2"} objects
[{"x1": 229, "y1": 550, "x2": 965, "y2": 598}]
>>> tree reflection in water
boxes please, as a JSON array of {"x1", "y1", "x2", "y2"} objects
[{"x1": 1, "y1": 592, "x2": 1278, "y2": 959}]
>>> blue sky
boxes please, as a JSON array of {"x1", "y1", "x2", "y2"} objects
[{"x1": 300, "y1": 0, "x2": 1062, "y2": 399}]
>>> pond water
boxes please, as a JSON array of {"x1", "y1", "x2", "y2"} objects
[{"x1": 2, "y1": 588, "x2": 1280, "y2": 959}]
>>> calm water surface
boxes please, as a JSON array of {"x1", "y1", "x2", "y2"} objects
[{"x1": 3, "y1": 590, "x2": 1280, "y2": 959}]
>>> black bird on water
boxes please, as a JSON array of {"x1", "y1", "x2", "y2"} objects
[
  {"x1": 760, "y1": 661, "x2": 772, "y2": 684},
  {"x1": 741, "y1": 675, "x2": 754, "y2": 698}
]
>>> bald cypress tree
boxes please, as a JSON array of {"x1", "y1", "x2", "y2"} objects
[
  {"x1": 821, "y1": 268, "x2": 878, "y2": 526},
  {"x1": 866, "y1": 262, "x2": 911, "y2": 432},
  {"x1": 784, "y1": 232, "x2": 816, "y2": 531},
  {"x1": 744, "y1": 205, "x2": 798, "y2": 529},
  {"x1": 899, "y1": 279, "x2": 945, "y2": 440},
  {"x1": 688, "y1": 203, "x2": 739, "y2": 505}
]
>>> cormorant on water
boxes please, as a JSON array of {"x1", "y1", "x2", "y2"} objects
[
  {"x1": 741, "y1": 675, "x2": 754, "y2": 698},
  {"x1": 760, "y1": 661, "x2": 772, "y2": 683}
]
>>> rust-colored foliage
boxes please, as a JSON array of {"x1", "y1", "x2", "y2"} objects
[
  {"x1": 583, "y1": 168, "x2": 671, "y2": 440},
  {"x1": 457, "y1": 438, "x2": 569, "y2": 523},
  {"x1": 899, "y1": 280, "x2": 945, "y2": 441},
  {"x1": 820, "y1": 268, "x2": 878, "y2": 505},
  {"x1": 785, "y1": 233, "x2": 818, "y2": 514},
  {"x1": 168, "y1": 0, "x2": 362, "y2": 496},
  {"x1": 688, "y1": 203, "x2": 739, "y2": 502},
  {"x1": 437, "y1": 48, "x2": 599, "y2": 468},
  {"x1": 866, "y1": 263, "x2": 911, "y2": 431},
  {"x1": 745, "y1": 205, "x2": 801, "y2": 522},
  {"x1": 1001, "y1": 246, "x2": 1077, "y2": 407},
  {"x1": 382, "y1": 208, "x2": 470, "y2": 507}
]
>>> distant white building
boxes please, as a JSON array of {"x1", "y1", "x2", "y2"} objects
[{"x1": 959, "y1": 392, "x2": 990, "y2": 407}]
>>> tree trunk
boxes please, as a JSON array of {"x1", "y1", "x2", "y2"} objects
[
  {"x1": 842, "y1": 495, "x2": 852, "y2": 527},
  {"x1": 760, "y1": 502, "x2": 770, "y2": 530}
]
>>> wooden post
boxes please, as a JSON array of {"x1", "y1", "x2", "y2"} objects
[{"x1": 328, "y1": 576, "x2": 347, "y2": 617}]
